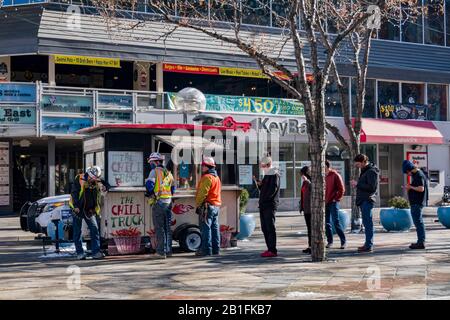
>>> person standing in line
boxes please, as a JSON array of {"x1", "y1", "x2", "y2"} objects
[
  {"x1": 299, "y1": 166, "x2": 312, "y2": 254},
  {"x1": 255, "y1": 156, "x2": 281, "y2": 258},
  {"x1": 325, "y1": 160, "x2": 346, "y2": 249},
  {"x1": 351, "y1": 154, "x2": 379, "y2": 253},
  {"x1": 402, "y1": 160, "x2": 428, "y2": 250}
]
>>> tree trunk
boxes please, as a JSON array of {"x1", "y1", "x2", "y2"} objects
[
  {"x1": 309, "y1": 133, "x2": 327, "y2": 262},
  {"x1": 350, "y1": 142, "x2": 362, "y2": 232}
]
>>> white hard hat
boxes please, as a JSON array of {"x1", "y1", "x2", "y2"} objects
[
  {"x1": 202, "y1": 156, "x2": 216, "y2": 167},
  {"x1": 148, "y1": 152, "x2": 164, "y2": 162},
  {"x1": 86, "y1": 166, "x2": 101, "y2": 180}
]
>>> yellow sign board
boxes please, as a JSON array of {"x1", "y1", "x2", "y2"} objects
[
  {"x1": 54, "y1": 55, "x2": 121, "y2": 68},
  {"x1": 219, "y1": 67, "x2": 268, "y2": 79}
]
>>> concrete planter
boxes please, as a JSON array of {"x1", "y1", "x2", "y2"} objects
[
  {"x1": 236, "y1": 213, "x2": 256, "y2": 240},
  {"x1": 380, "y1": 208, "x2": 413, "y2": 232},
  {"x1": 437, "y1": 206, "x2": 450, "y2": 229},
  {"x1": 331, "y1": 210, "x2": 350, "y2": 234}
]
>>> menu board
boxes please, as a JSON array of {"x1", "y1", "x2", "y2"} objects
[
  {"x1": 0, "y1": 142, "x2": 9, "y2": 206},
  {"x1": 239, "y1": 165, "x2": 253, "y2": 185},
  {"x1": 108, "y1": 151, "x2": 144, "y2": 187}
]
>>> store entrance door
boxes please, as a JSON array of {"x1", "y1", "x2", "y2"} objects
[{"x1": 379, "y1": 144, "x2": 404, "y2": 206}]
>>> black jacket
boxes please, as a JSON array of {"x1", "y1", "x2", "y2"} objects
[
  {"x1": 258, "y1": 168, "x2": 281, "y2": 208},
  {"x1": 356, "y1": 163, "x2": 379, "y2": 206}
]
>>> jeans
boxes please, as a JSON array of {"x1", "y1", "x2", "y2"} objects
[
  {"x1": 325, "y1": 202, "x2": 346, "y2": 245},
  {"x1": 304, "y1": 213, "x2": 311, "y2": 247},
  {"x1": 152, "y1": 201, "x2": 172, "y2": 256},
  {"x1": 72, "y1": 211, "x2": 101, "y2": 255},
  {"x1": 260, "y1": 206, "x2": 277, "y2": 254},
  {"x1": 410, "y1": 204, "x2": 426, "y2": 244},
  {"x1": 360, "y1": 201, "x2": 374, "y2": 248},
  {"x1": 199, "y1": 205, "x2": 220, "y2": 255}
]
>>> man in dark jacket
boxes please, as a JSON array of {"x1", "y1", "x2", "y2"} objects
[
  {"x1": 351, "y1": 154, "x2": 379, "y2": 253},
  {"x1": 325, "y1": 160, "x2": 346, "y2": 249},
  {"x1": 402, "y1": 160, "x2": 428, "y2": 249},
  {"x1": 70, "y1": 166, "x2": 109, "y2": 260},
  {"x1": 256, "y1": 156, "x2": 280, "y2": 257}
]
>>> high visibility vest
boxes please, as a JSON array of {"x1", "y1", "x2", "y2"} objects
[
  {"x1": 154, "y1": 167, "x2": 173, "y2": 200},
  {"x1": 69, "y1": 175, "x2": 101, "y2": 215}
]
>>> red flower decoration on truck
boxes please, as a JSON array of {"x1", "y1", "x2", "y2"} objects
[
  {"x1": 111, "y1": 227, "x2": 141, "y2": 237},
  {"x1": 172, "y1": 204, "x2": 194, "y2": 215}
]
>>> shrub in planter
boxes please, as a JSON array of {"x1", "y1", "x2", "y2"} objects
[
  {"x1": 380, "y1": 197, "x2": 413, "y2": 232},
  {"x1": 236, "y1": 189, "x2": 256, "y2": 240}
]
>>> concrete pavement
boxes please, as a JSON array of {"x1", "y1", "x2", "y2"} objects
[{"x1": 0, "y1": 208, "x2": 449, "y2": 300}]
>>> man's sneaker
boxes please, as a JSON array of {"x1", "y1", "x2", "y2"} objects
[
  {"x1": 340, "y1": 243, "x2": 347, "y2": 250},
  {"x1": 409, "y1": 243, "x2": 425, "y2": 250},
  {"x1": 302, "y1": 248, "x2": 311, "y2": 254},
  {"x1": 77, "y1": 254, "x2": 87, "y2": 260},
  {"x1": 357, "y1": 245, "x2": 373, "y2": 253},
  {"x1": 326, "y1": 243, "x2": 333, "y2": 249},
  {"x1": 150, "y1": 253, "x2": 166, "y2": 259},
  {"x1": 261, "y1": 251, "x2": 277, "y2": 257},
  {"x1": 92, "y1": 252, "x2": 105, "y2": 260}
]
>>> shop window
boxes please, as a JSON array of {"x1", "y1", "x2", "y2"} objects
[
  {"x1": 401, "y1": 3, "x2": 423, "y2": 44},
  {"x1": 377, "y1": 81, "x2": 399, "y2": 105},
  {"x1": 402, "y1": 83, "x2": 424, "y2": 104},
  {"x1": 242, "y1": 0, "x2": 271, "y2": 26},
  {"x1": 427, "y1": 84, "x2": 448, "y2": 121},
  {"x1": 379, "y1": 16, "x2": 400, "y2": 41},
  {"x1": 351, "y1": 79, "x2": 376, "y2": 118},
  {"x1": 11, "y1": 55, "x2": 49, "y2": 83},
  {"x1": 325, "y1": 77, "x2": 349, "y2": 117},
  {"x1": 424, "y1": 0, "x2": 445, "y2": 46}
]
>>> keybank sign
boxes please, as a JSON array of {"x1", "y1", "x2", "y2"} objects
[{"x1": 253, "y1": 117, "x2": 308, "y2": 136}]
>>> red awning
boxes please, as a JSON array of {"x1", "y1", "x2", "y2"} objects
[{"x1": 360, "y1": 119, "x2": 444, "y2": 144}]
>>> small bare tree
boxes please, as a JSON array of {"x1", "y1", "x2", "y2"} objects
[{"x1": 88, "y1": 0, "x2": 422, "y2": 261}]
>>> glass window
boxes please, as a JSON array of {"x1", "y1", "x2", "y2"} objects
[
  {"x1": 427, "y1": 84, "x2": 448, "y2": 121},
  {"x1": 178, "y1": 0, "x2": 209, "y2": 18},
  {"x1": 276, "y1": 142, "x2": 295, "y2": 198},
  {"x1": 242, "y1": 0, "x2": 271, "y2": 26},
  {"x1": 379, "y1": 16, "x2": 400, "y2": 41},
  {"x1": 360, "y1": 144, "x2": 377, "y2": 165},
  {"x1": 402, "y1": 83, "x2": 425, "y2": 104},
  {"x1": 424, "y1": 0, "x2": 445, "y2": 45},
  {"x1": 378, "y1": 81, "x2": 399, "y2": 105},
  {"x1": 210, "y1": 0, "x2": 236, "y2": 22},
  {"x1": 271, "y1": 0, "x2": 289, "y2": 28},
  {"x1": 401, "y1": 2, "x2": 423, "y2": 43},
  {"x1": 325, "y1": 77, "x2": 349, "y2": 117},
  {"x1": 351, "y1": 79, "x2": 376, "y2": 118},
  {"x1": 295, "y1": 142, "x2": 309, "y2": 198}
]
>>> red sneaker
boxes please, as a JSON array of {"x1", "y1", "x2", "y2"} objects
[{"x1": 261, "y1": 251, "x2": 278, "y2": 257}]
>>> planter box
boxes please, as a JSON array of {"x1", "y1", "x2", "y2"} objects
[
  {"x1": 236, "y1": 213, "x2": 256, "y2": 240},
  {"x1": 331, "y1": 210, "x2": 350, "y2": 234},
  {"x1": 380, "y1": 208, "x2": 413, "y2": 232}
]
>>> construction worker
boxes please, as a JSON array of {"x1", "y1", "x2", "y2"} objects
[
  {"x1": 69, "y1": 166, "x2": 109, "y2": 260},
  {"x1": 145, "y1": 152, "x2": 175, "y2": 259},
  {"x1": 195, "y1": 156, "x2": 222, "y2": 256}
]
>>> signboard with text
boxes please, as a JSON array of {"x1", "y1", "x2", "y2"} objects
[
  {"x1": 378, "y1": 103, "x2": 428, "y2": 120},
  {"x1": 41, "y1": 95, "x2": 93, "y2": 113},
  {"x1": 42, "y1": 117, "x2": 93, "y2": 135},
  {"x1": 0, "y1": 83, "x2": 36, "y2": 103},
  {"x1": 98, "y1": 94, "x2": 132, "y2": 109},
  {"x1": 0, "y1": 106, "x2": 36, "y2": 125},
  {"x1": 108, "y1": 151, "x2": 144, "y2": 187},
  {"x1": 54, "y1": 55, "x2": 120, "y2": 68}
]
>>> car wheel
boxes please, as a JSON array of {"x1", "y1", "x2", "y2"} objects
[
  {"x1": 27, "y1": 203, "x2": 43, "y2": 234},
  {"x1": 179, "y1": 227, "x2": 202, "y2": 252},
  {"x1": 19, "y1": 202, "x2": 32, "y2": 231}
]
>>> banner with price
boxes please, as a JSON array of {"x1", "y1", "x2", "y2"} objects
[
  {"x1": 167, "y1": 93, "x2": 305, "y2": 116},
  {"x1": 378, "y1": 103, "x2": 428, "y2": 120}
]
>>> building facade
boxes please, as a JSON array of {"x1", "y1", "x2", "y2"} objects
[{"x1": 1, "y1": 1, "x2": 450, "y2": 214}]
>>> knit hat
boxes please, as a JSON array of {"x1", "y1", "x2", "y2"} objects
[{"x1": 402, "y1": 160, "x2": 415, "y2": 174}]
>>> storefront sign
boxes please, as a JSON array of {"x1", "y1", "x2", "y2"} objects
[
  {"x1": 407, "y1": 152, "x2": 428, "y2": 172},
  {"x1": 163, "y1": 63, "x2": 219, "y2": 75},
  {"x1": 254, "y1": 117, "x2": 308, "y2": 135},
  {"x1": 219, "y1": 67, "x2": 266, "y2": 79},
  {"x1": 99, "y1": 110, "x2": 133, "y2": 122},
  {"x1": 0, "y1": 106, "x2": 36, "y2": 124},
  {"x1": 239, "y1": 165, "x2": 253, "y2": 185},
  {"x1": 108, "y1": 193, "x2": 145, "y2": 234},
  {"x1": 83, "y1": 136, "x2": 105, "y2": 153},
  {"x1": 41, "y1": 95, "x2": 93, "y2": 113},
  {"x1": 378, "y1": 103, "x2": 428, "y2": 120},
  {"x1": 0, "y1": 142, "x2": 9, "y2": 206},
  {"x1": 168, "y1": 93, "x2": 305, "y2": 116},
  {"x1": 42, "y1": 117, "x2": 93, "y2": 134},
  {"x1": 0, "y1": 83, "x2": 36, "y2": 103},
  {"x1": 54, "y1": 55, "x2": 120, "y2": 68},
  {"x1": 98, "y1": 94, "x2": 132, "y2": 108},
  {"x1": 108, "y1": 151, "x2": 143, "y2": 187}
]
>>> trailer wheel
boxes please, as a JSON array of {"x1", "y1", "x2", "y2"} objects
[
  {"x1": 19, "y1": 202, "x2": 32, "y2": 231},
  {"x1": 179, "y1": 227, "x2": 202, "y2": 252}
]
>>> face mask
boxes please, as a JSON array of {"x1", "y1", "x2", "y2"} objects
[{"x1": 150, "y1": 163, "x2": 156, "y2": 170}]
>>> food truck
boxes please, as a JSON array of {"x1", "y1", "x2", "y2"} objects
[{"x1": 79, "y1": 117, "x2": 250, "y2": 255}]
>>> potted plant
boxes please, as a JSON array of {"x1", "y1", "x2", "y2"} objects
[
  {"x1": 380, "y1": 197, "x2": 413, "y2": 232},
  {"x1": 236, "y1": 189, "x2": 256, "y2": 240},
  {"x1": 331, "y1": 209, "x2": 350, "y2": 234}
]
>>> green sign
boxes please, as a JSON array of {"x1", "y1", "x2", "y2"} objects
[
  {"x1": 0, "y1": 106, "x2": 36, "y2": 124},
  {"x1": 167, "y1": 93, "x2": 304, "y2": 116}
]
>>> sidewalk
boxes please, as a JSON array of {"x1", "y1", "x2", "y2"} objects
[{"x1": 0, "y1": 208, "x2": 449, "y2": 300}]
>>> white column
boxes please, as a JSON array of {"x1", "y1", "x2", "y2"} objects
[
  {"x1": 156, "y1": 62, "x2": 164, "y2": 109},
  {"x1": 48, "y1": 137, "x2": 56, "y2": 197},
  {"x1": 48, "y1": 55, "x2": 56, "y2": 86}
]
